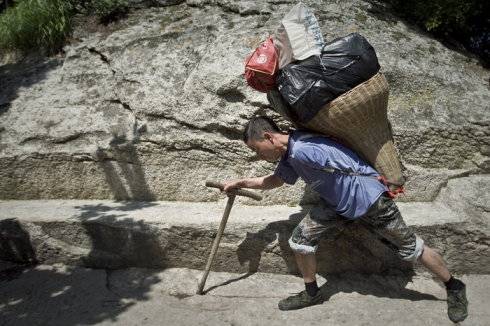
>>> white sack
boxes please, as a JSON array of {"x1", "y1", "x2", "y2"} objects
[{"x1": 273, "y1": 2, "x2": 324, "y2": 69}]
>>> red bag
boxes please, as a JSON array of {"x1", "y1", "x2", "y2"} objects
[{"x1": 244, "y1": 37, "x2": 278, "y2": 93}]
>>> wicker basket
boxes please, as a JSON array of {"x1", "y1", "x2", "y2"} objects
[{"x1": 301, "y1": 72, "x2": 405, "y2": 187}]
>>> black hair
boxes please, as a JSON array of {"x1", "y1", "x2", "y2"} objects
[{"x1": 243, "y1": 116, "x2": 282, "y2": 143}]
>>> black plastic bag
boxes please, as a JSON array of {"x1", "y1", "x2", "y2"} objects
[
  {"x1": 266, "y1": 89, "x2": 300, "y2": 127},
  {"x1": 275, "y1": 33, "x2": 380, "y2": 123},
  {"x1": 320, "y1": 32, "x2": 380, "y2": 92}
]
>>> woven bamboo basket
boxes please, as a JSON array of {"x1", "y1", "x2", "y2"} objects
[{"x1": 300, "y1": 72, "x2": 405, "y2": 187}]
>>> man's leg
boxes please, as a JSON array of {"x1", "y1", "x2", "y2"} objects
[
  {"x1": 362, "y1": 194, "x2": 468, "y2": 322},
  {"x1": 294, "y1": 252, "x2": 317, "y2": 283},
  {"x1": 417, "y1": 245, "x2": 468, "y2": 322},
  {"x1": 279, "y1": 203, "x2": 346, "y2": 311},
  {"x1": 418, "y1": 245, "x2": 450, "y2": 282},
  {"x1": 293, "y1": 252, "x2": 321, "y2": 299}
]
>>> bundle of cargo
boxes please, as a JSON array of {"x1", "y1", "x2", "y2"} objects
[
  {"x1": 275, "y1": 33, "x2": 381, "y2": 124},
  {"x1": 244, "y1": 3, "x2": 405, "y2": 193}
]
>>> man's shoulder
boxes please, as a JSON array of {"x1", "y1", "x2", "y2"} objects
[
  {"x1": 291, "y1": 131, "x2": 372, "y2": 169},
  {"x1": 293, "y1": 131, "x2": 360, "y2": 159},
  {"x1": 292, "y1": 131, "x2": 339, "y2": 147},
  {"x1": 289, "y1": 142, "x2": 327, "y2": 169},
  {"x1": 290, "y1": 132, "x2": 330, "y2": 155}
]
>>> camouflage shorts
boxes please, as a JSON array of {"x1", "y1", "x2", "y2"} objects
[{"x1": 288, "y1": 194, "x2": 424, "y2": 262}]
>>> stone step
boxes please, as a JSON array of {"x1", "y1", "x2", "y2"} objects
[
  {"x1": 0, "y1": 196, "x2": 488, "y2": 275},
  {"x1": 1, "y1": 264, "x2": 488, "y2": 326}
]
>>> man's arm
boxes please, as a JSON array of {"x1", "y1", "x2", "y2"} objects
[{"x1": 222, "y1": 174, "x2": 284, "y2": 192}]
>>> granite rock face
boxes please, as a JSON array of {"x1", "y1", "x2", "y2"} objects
[{"x1": 0, "y1": 0, "x2": 488, "y2": 204}]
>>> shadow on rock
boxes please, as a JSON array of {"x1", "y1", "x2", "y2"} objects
[
  {"x1": 0, "y1": 219, "x2": 37, "y2": 265},
  {"x1": 95, "y1": 134, "x2": 156, "y2": 201},
  {"x1": 73, "y1": 201, "x2": 167, "y2": 269},
  {"x1": 236, "y1": 210, "x2": 306, "y2": 273},
  {"x1": 0, "y1": 56, "x2": 62, "y2": 117},
  {"x1": 0, "y1": 203, "x2": 165, "y2": 326}
]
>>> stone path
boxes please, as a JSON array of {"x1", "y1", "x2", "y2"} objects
[{"x1": 1, "y1": 263, "x2": 488, "y2": 326}]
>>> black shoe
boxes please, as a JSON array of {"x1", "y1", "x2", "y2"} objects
[
  {"x1": 278, "y1": 290, "x2": 324, "y2": 311},
  {"x1": 447, "y1": 283, "x2": 468, "y2": 323}
]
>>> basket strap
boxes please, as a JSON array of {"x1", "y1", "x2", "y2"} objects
[{"x1": 320, "y1": 166, "x2": 404, "y2": 198}]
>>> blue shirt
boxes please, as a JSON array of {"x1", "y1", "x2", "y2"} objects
[{"x1": 274, "y1": 131, "x2": 388, "y2": 219}]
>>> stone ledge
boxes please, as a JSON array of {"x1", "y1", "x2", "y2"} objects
[{"x1": 1, "y1": 198, "x2": 488, "y2": 275}]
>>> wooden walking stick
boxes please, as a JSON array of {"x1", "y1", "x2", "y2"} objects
[{"x1": 196, "y1": 181, "x2": 262, "y2": 295}]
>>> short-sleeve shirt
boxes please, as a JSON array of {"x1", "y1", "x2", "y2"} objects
[{"x1": 274, "y1": 130, "x2": 388, "y2": 219}]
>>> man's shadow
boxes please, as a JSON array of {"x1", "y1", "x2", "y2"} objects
[
  {"x1": 223, "y1": 195, "x2": 441, "y2": 302},
  {"x1": 316, "y1": 271, "x2": 440, "y2": 303}
]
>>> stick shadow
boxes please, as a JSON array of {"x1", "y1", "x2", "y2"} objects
[{"x1": 95, "y1": 134, "x2": 155, "y2": 201}]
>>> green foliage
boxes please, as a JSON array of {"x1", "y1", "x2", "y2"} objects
[
  {"x1": 0, "y1": 0, "x2": 73, "y2": 54},
  {"x1": 386, "y1": 0, "x2": 483, "y2": 34},
  {"x1": 384, "y1": 0, "x2": 489, "y2": 66},
  {"x1": 0, "y1": 0, "x2": 131, "y2": 54}
]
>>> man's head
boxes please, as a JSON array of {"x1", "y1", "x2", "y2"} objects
[{"x1": 243, "y1": 116, "x2": 287, "y2": 162}]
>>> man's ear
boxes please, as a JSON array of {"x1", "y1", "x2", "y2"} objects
[{"x1": 263, "y1": 132, "x2": 274, "y2": 143}]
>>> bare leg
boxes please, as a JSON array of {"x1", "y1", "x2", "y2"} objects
[
  {"x1": 294, "y1": 252, "x2": 317, "y2": 283},
  {"x1": 418, "y1": 245, "x2": 451, "y2": 282}
]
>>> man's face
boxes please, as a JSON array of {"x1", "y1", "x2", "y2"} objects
[{"x1": 246, "y1": 134, "x2": 282, "y2": 163}]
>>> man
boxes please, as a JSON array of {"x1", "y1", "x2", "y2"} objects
[{"x1": 222, "y1": 116, "x2": 468, "y2": 322}]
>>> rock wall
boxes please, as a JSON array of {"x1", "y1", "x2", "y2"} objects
[{"x1": 0, "y1": 0, "x2": 488, "y2": 204}]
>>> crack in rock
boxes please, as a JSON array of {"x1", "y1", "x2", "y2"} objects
[
  {"x1": 122, "y1": 77, "x2": 141, "y2": 85},
  {"x1": 164, "y1": 144, "x2": 218, "y2": 155},
  {"x1": 52, "y1": 133, "x2": 83, "y2": 144},
  {"x1": 106, "y1": 99, "x2": 135, "y2": 115},
  {"x1": 19, "y1": 134, "x2": 85, "y2": 145},
  {"x1": 88, "y1": 47, "x2": 116, "y2": 75},
  {"x1": 146, "y1": 112, "x2": 241, "y2": 141},
  {"x1": 103, "y1": 98, "x2": 144, "y2": 146}
]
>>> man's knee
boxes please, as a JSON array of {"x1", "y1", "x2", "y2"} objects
[
  {"x1": 288, "y1": 235, "x2": 318, "y2": 255},
  {"x1": 288, "y1": 207, "x2": 343, "y2": 255},
  {"x1": 400, "y1": 236, "x2": 425, "y2": 263},
  {"x1": 288, "y1": 224, "x2": 318, "y2": 254}
]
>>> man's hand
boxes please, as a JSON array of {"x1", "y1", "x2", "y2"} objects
[{"x1": 222, "y1": 179, "x2": 244, "y2": 193}]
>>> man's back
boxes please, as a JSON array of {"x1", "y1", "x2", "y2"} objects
[{"x1": 274, "y1": 130, "x2": 388, "y2": 218}]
